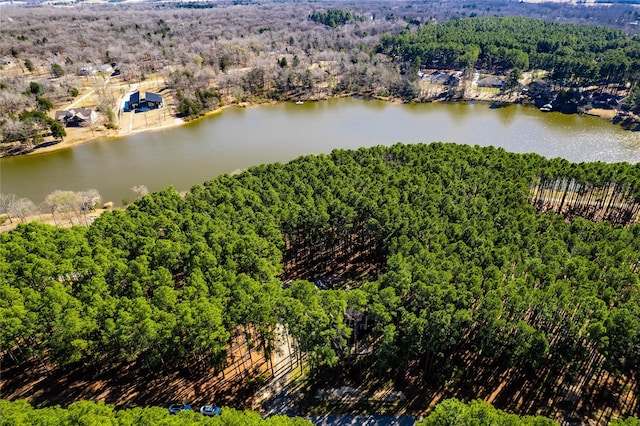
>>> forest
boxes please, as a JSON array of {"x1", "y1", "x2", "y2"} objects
[
  {"x1": 379, "y1": 16, "x2": 640, "y2": 83},
  {"x1": 2, "y1": 0, "x2": 640, "y2": 423},
  {"x1": 1, "y1": 143, "x2": 639, "y2": 423}
]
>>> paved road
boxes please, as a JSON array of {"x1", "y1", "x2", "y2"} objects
[
  {"x1": 257, "y1": 328, "x2": 418, "y2": 426},
  {"x1": 308, "y1": 415, "x2": 417, "y2": 425}
]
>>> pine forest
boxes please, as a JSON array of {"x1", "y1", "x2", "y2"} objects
[{"x1": 1, "y1": 143, "x2": 639, "y2": 423}]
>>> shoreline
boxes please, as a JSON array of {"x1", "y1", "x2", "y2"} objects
[
  {"x1": 22, "y1": 115, "x2": 188, "y2": 157},
  {"x1": 19, "y1": 102, "x2": 252, "y2": 157},
  {"x1": 0, "y1": 98, "x2": 631, "y2": 233},
  {"x1": 0, "y1": 207, "x2": 120, "y2": 233},
  {"x1": 2, "y1": 94, "x2": 629, "y2": 158}
]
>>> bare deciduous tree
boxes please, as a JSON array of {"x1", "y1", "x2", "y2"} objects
[
  {"x1": 0, "y1": 193, "x2": 17, "y2": 224},
  {"x1": 131, "y1": 185, "x2": 149, "y2": 199},
  {"x1": 9, "y1": 197, "x2": 36, "y2": 223},
  {"x1": 43, "y1": 190, "x2": 81, "y2": 226}
]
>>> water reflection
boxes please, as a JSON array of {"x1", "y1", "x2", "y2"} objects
[{"x1": 495, "y1": 104, "x2": 517, "y2": 127}]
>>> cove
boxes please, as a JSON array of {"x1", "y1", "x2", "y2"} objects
[{"x1": 2, "y1": 98, "x2": 640, "y2": 205}]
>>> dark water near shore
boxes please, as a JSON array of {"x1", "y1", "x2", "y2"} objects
[{"x1": 2, "y1": 98, "x2": 639, "y2": 205}]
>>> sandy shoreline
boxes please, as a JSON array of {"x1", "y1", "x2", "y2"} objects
[
  {"x1": 18, "y1": 103, "x2": 248, "y2": 156},
  {"x1": 0, "y1": 207, "x2": 119, "y2": 233},
  {"x1": 22, "y1": 114, "x2": 187, "y2": 156},
  {"x1": 583, "y1": 108, "x2": 618, "y2": 120}
]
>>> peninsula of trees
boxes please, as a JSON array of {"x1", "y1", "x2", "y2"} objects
[{"x1": 1, "y1": 143, "x2": 639, "y2": 423}]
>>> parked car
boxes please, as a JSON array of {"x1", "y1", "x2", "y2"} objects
[
  {"x1": 168, "y1": 403, "x2": 191, "y2": 414},
  {"x1": 200, "y1": 405, "x2": 222, "y2": 416}
]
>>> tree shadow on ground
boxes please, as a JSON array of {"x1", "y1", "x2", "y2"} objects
[{"x1": 0, "y1": 332, "x2": 269, "y2": 410}]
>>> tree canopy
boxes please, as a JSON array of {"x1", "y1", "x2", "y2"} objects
[
  {"x1": 379, "y1": 16, "x2": 640, "y2": 82},
  {"x1": 417, "y1": 398, "x2": 558, "y2": 426},
  {"x1": 309, "y1": 9, "x2": 364, "y2": 28},
  {"x1": 0, "y1": 399, "x2": 312, "y2": 425},
  {"x1": 1, "y1": 143, "x2": 639, "y2": 419}
]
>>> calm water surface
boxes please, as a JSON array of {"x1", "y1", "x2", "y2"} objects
[{"x1": 2, "y1": 98, "x2": 639, "y2": 205}]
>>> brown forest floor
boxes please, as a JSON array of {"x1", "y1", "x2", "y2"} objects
[
  {"x1": 0, "y1": 331, "x2": 270, "y2": 409},
  {"x1": 292, "y1": 345, "x2": 638, "y2": 424},
  {"x1": 2, "y1": 244, "x2": 638, "y2": 424}
]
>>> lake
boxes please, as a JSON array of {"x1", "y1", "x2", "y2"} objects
[{"x1": 2, "y1": 98, "x2": 639, "y2": 205}]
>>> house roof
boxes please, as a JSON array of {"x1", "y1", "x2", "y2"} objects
[
  {"x1": 424, "y1": 71, "x2": 452, "y2": 84},
  {"x1": 73, "y1": 108, "x2": 96, "y2": 121},
  {"x1": 145, "y1": 92, "x2": 163, "y2": 103},
  {"x1": 54, "y1": 110, "x2": 68, "y2": 121},
  {"x1": 98, "y1": 64, "x2": 113, "y2": 73},
  {"x1": 477, "y1": 77, "x2": 504, "y2": 87},
  {"x1": 130, "y1": 91, "x2": 140, "y2": 104},
  {"x1": 78, "y1": 64, "x2": 96, "y2": 76},
  {"x1": 528, "y1": 81, "x2": 550, "y2": 95},
  {"x1": 55, "y1": 108, "x2": 97, "y2": 123}
]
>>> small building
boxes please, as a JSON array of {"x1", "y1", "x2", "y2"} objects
[
  {"x1": 55, "y1": 108, "x2": 98, "y2": 127},
  {"x1": 78, "y1": 64, "x2": 96, "y2": 76},
  {"x1": 129, "y1": 91, "x2": 141, "y2": 109},
  {"x1": 528, "y1": 81, "x2": 551, "y2": 96},
  {"x1": 98, "y1": 63, "x2": 113, "y2": 74},
  {"x1": 477, "y1": 77, "x2": 505, "y2": 89},
  {"x1": 425, "y1": 70, "x2": 453, "y2": 85},
  {"x1": 145, "y1": 92, "x2": 163, "y2": 109},
  {"x1": 420, "y1": 70, "x2": 461, "y2": 86},
  {"x1": 592, "y1": 93, "x2": 619, "y2": 109},
  {"x1": 128, "y1": 91, "x2": 163, "y2": 110}
]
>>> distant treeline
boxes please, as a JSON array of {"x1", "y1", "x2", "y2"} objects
[
  {"x1": 1, "y1": 143, "x2": 639, "y2": 419},
  {"x1": 379, "y1": 16, "x2": 640, "y2": 82}
]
